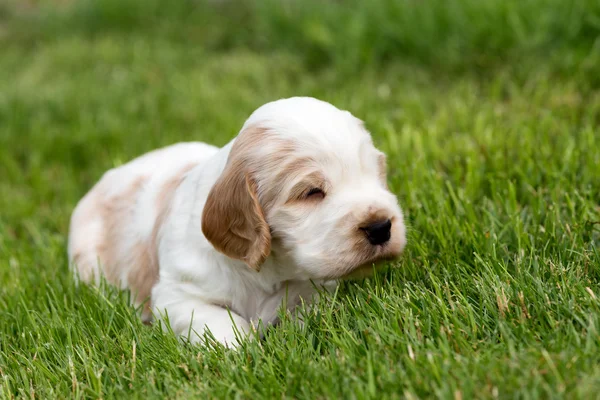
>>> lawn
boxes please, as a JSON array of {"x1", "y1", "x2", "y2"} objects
[{"x1": 1, "y1": 0, "x2": 599, "y2": 398}]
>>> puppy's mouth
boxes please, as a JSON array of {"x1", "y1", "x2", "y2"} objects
[
  {"x1": 339, "y1": 251, "x2": 399, "y2": 280},
  {"x1": 340, "y1": 261, "x2": 387, "y2": 280}
]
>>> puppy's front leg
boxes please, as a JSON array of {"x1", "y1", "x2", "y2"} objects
[{"x1": 152, "y1": 283, "x2": 251, "y2": 347}]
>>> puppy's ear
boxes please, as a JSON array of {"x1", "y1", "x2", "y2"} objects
[{"x1": 201, "y1": 163, "x2": 271, "y2": 271}]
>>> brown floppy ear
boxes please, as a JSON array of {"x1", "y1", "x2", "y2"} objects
[{"x1": 201, "y1": 164, "x2": 271, "y2": 271}]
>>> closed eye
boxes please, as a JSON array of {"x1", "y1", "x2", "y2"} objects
[
  {"x1": 305, "y1": 187, "x2": 325, "y2": 200},
  {"x1": 286, "y1": 171, "x2": 328, "y2": 203}
]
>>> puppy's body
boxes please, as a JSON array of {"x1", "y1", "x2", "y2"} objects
[{"x1": 69, "y1": 97, "x2": 406, "y2": 346}]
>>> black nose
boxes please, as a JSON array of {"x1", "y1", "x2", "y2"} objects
[{"x1": 362, "y1": 219, "x2": 392, "y2": 245}]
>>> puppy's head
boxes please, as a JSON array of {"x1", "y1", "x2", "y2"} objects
[{"x1": 202, "y1": 97, "x2": 406, "y2": 279}]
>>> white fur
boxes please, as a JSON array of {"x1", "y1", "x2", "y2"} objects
[{"x1": 68, "y1": 97, "x2": 406, "y2": 347}]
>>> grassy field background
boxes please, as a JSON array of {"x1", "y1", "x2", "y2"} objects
[{"x1": 1, "y1": 0, "x2": 599, "y2": 398}]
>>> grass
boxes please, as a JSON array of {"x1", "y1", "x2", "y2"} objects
[{"x1": 1, "y1": 0, "x2": 599, "y2": 398}]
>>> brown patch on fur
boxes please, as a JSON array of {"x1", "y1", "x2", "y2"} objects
[
  {"x1": 100, "y1": 177, "x2": 148, "y2": 287},
  {"x1": 128, "y1": 241, "x2": 156, "y2": 319},
  {"x1": 98, "y1": 163, "x2": 197, "y2": 320},
  {"x1": 202, "y1": 125, "x2": 274, "y2": 271},
  {"x1": 139, "y1": 162, "x2": 197, "y2": 315}
]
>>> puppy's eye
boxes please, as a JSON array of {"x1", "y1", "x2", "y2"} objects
[{"x1": 305, "y1": 187, "x2": 325, "y2": 200}]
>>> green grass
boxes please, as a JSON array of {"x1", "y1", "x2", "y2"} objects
[{"x1": 1, "y1": 0, "x2": 599, "y2": 398}]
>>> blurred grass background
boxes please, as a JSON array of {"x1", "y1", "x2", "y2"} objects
[
  {"x1": 3, "y1": 0, "x2": 600, "y2": 75},
  {"x1": 1, "y1": 0, "x2": 599, "y2": 398}
]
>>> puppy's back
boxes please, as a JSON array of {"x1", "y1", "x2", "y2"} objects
[{"x1": 68, "y1": 142, "x2": 218, "y2": 315}]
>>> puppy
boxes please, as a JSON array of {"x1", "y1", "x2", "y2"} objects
[{"x1": 68, "y1": 97, "x2": 406, "y2": 346}]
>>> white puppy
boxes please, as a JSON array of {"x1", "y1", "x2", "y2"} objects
[{"x1": 68, "y1": 97, "x2": 406, "y2": 346}]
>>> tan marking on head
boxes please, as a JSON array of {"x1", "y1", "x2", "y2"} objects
[
  {"x1": 202, "y1": 125, "x2": 275, "y2": 271},
  {"x1": 258, "y1": 155, "x2": 313, "y2": 210},
  {"x1": 286, "y1": 171, "x2": 327, "y2": 202}
]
